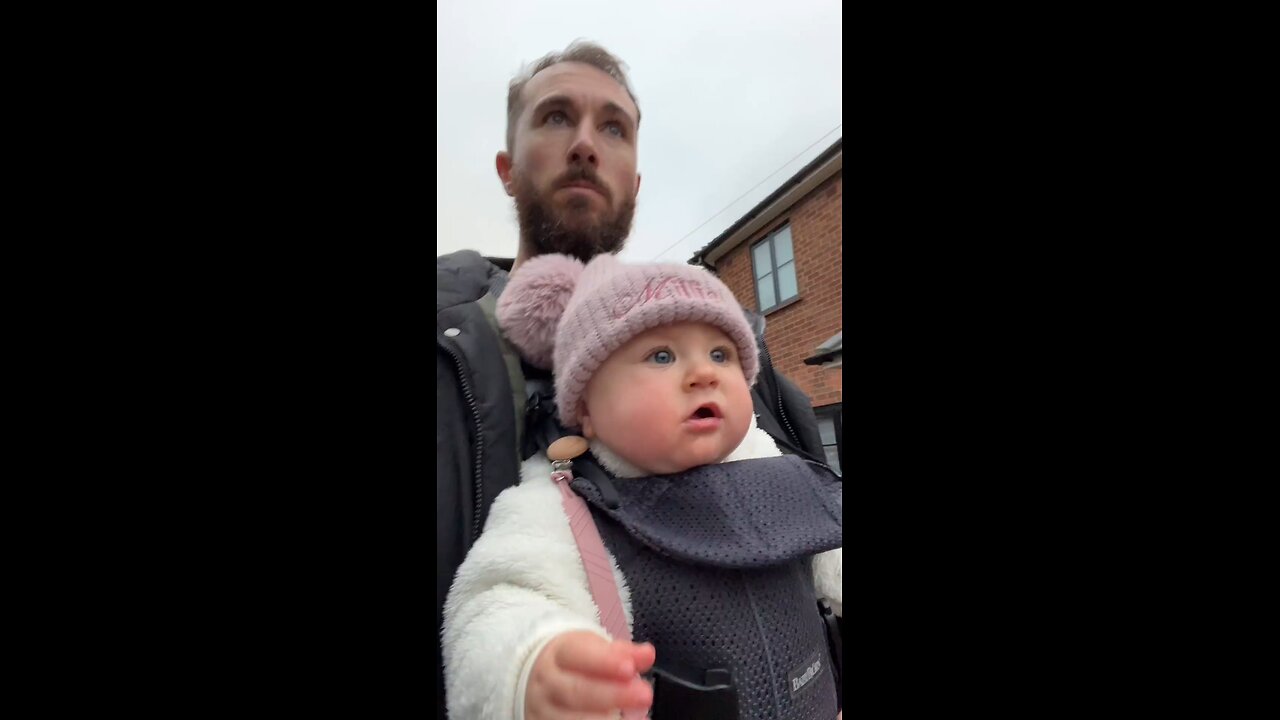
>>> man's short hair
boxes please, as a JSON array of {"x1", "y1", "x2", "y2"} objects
[{"x1": 506, "y1": 39, "x2": 641, "y2": 153}]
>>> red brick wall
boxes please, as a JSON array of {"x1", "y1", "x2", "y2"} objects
[{"x1": 713, "y1": 173, "x2": 842, "y2": 408}]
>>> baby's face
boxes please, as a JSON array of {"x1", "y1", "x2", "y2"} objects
[{"x1": 579, "y1": 322, "x2": 753, "y2": 475}]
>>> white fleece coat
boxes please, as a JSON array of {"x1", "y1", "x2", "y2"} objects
[{"x1": 442, "y1": 418, "x2": 843, "y2": 720}]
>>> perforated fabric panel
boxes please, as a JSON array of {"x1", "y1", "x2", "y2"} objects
[
  {"x1": 572, "y1": 455, "x2": 841, "y2": 569},
  {"x1": 597, "y1": 516, "x2": 837, "y2": 720}
]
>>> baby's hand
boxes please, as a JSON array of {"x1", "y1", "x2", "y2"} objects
[{"x1": 525, "y1": 630, "x2": 655, "y2": 720}]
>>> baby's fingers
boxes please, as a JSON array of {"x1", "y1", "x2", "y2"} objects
[
  {"x1": 543, "y1": 671, "x2": 652, "y2": 714},
  {"x1": 628, "y1": 641, "x2": 656, "y2": 674},
  {"x1": 555, "y1": 634, "x2": 639, "y2": 679}
]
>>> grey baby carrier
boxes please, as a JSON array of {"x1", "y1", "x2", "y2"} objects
[{"x1": 536, "y1": 400, "x2": 844, "y2": 720}]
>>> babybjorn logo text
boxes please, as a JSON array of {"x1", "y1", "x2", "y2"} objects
[{"x1": 788, "y1": 654, "x2": 823, "y2": 695}]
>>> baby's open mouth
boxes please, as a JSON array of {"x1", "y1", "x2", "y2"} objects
[{"x1": 690, "y1": 404, "x2": 721, "y2": 420}]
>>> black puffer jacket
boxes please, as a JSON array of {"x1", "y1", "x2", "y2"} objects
[{"x1": 434, "y1": 249, "x2": 828, "y2": 718}]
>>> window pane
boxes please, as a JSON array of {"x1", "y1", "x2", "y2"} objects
[
  {"x1": 818, "y1": 416, "x2": 836, "y2": 446},
  {"x1": 757, "y1": 273, "x2": 775, "y2": 309},
  {"x1": 778, "y1": 261, "x2": 798, "y2": 301},
  {"x1": 752, "y1": 241, "x2": 773, "y2": 276},
  {"x1": 774, "y1": 226, "x2": 793, "y2": 264},
  {"x1": 824, "y1": 445, "x2": 841, "y2": 474}
]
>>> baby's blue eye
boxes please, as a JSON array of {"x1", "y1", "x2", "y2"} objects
[
  {"x1": 710, "y1": 348, "x2": 728, "y2": 363},
  {"x1": 650, "y1": 350, "x2": 674, "y2": 364}
]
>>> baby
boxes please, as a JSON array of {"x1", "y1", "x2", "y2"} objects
[{"x1": 443, "y1": 253, "x2": 842, "y2": 719}]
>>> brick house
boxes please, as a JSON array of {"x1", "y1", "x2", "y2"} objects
[{"x1": 690, "y1": 138, "x2": 843, "y2": 471}]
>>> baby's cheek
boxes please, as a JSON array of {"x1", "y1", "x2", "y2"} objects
[
  {"x1": 626, "y1": 394, "x2": 676, "y2": 426},
  {"x1": 620, "y1": 409, "x2": 678, "y2": 460}
]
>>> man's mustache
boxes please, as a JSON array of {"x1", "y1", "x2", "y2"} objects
[{"x1": 557, "y1": 167, "x2": 611, "y2": 202}]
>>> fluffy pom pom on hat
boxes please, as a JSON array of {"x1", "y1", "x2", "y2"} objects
[{"x1": 496, "y1": 253, "x2": 759, "y2": 428}]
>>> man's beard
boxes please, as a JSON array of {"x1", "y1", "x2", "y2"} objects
[{"x1": 513, "y1": 171, "x2": 636, "y2": 264}]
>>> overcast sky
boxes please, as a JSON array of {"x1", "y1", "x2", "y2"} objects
[{"x1": 436, "y1": 0, "x2": 842, "y2": 264}]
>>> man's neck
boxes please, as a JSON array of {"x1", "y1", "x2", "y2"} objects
[{"x1": 510, "y1": 240, "x2": 535, "y2": 275}]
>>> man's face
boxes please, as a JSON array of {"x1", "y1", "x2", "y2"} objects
[{"x1": 498, "y1": 62, "x2": 642, "y2": 263}]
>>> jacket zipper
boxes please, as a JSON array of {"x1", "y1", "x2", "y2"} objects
[
  {"x1": 441, "y1": 341, "x2": 485, "y2": 546},
  {"x1": 760, "y1": 340, "x2": 801, "y2": 449}
]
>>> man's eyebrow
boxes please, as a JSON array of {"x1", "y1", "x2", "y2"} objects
[
  {"x1": 528, "y1": 94, "x2": 574, "y2": 120},
  {"x1": 529, "y1": 95, "x2": 637, "y2": 127},
  {"x1": 601, "y1": 101, "x2": 638, "y2": 128}
]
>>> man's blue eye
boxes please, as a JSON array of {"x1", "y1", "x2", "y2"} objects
[
  {"x1": 547, "y1": 111, "x2": 568, "y2": 125},
  {"x1": 604, "y1": 122, "x2": 623, "y2": 137},
  {"x1": 651, "y1": 350, "x2": 674, "y2": 364},
  {"x1": 710, "y1": 348, "x2": 728, "y2": 363}
]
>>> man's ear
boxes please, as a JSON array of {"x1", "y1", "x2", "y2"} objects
[
  {"x1": 634, "y1": 172, "x2": 642, "y2": 197},
  {"x1": 496, "y1": 152, "x2": 515, "y2": 197},
  {"x1": 579, "y1": 404, "x2": 595, "y2": 439}
]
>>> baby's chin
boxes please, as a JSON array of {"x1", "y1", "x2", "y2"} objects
[
  {"x1": 635, "y1": 448, "x2": 736, "y2": 476},
  {"x1": 592, "y1": 430, "x2": 747, "y2": 477}
]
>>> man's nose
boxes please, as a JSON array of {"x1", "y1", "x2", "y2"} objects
[{"x1": 567, "y1": 127, "x2": 598, "y2": 167}]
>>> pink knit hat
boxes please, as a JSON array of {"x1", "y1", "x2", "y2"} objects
[{"x1": 496, "y1": 253, "x2": 759, "y2": 428}]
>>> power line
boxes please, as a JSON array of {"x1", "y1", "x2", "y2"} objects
[{"x1": 648, "y1": 122, "x2": 842, "y2": 262}]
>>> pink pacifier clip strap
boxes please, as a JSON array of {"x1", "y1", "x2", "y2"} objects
[{"x1": 552, "y1": 468, "x2": 646, "y2": 720}]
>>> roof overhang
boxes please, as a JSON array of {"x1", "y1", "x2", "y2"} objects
[
  {"x1": 803, "y1": 330, "x2": 843, "y2": 369},
  {"x1": 691, "y1": 139, "x2": 842, "y2": 269}
]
